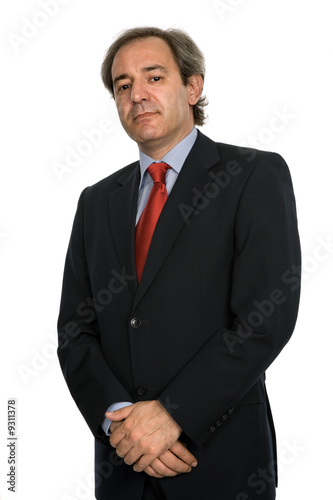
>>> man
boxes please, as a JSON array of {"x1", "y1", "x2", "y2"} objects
[{"x1": 57, "y1": 27, "x2": 301, "y2": 500}]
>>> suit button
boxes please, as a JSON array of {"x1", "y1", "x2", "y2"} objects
[
  {"x1": 130, "y1": 317, "x2": 141, "y2": 328},
  {"x1": 222, "y1": 414, "x2": 228, "y2": 421},
  {"x1": 209, "y1": 425, "x2": 216, "y2": 433},
  {"x1": 136, "y1": 386, "x2": 147, "y2": 396},
  {"x1": 216, "y1": 420, "x2": 222, "y2": 427},
  {"x1": 228, "y1": 408, "x2": 234, "y2": 415}
]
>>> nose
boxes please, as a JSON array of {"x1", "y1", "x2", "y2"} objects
[{"x1": 131, "y1": 80, "x2": 149, "y2": 103}]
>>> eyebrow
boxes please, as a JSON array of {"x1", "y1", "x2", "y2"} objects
[
  {"x1": 113, "y1": 65, "x2": 169, "y2": 87},
  {"x1": 143, "y1": 65, "x2": 169, "y2": 74}
]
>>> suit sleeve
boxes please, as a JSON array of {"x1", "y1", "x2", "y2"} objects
[
  {"x1": 158, "y1": 152, "x2": 301, "y2": 447},
  {"x1": 57, "y1": 189, "x2": 133, "y2": 443}
]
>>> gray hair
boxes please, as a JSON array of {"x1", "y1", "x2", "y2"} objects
[{"x1": 101, "y1": 27, "x2": 208, "y2": 126}]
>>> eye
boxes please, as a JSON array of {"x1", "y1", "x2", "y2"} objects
[
  {"x1": 118, "y1": 84, "x2": 131, "y2": 93},
  {"x1": 150, "y1": 76, "x2": 161, "y2": 82}
]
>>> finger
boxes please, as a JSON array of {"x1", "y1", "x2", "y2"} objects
[
  {"x1": 110, "y1": 421, "x2": 122, "y2": 433},
  {"x1": 105, "y1": 404, "x2": 134, "y2": 422},
  {"x1": 113, "y1": 439, "x2": 135, "y2": 459},
  {"x1": 157, "y1": 450, "x2": 192, "y2": 474},
  {"x1": 143, "y1": 465, "x2": 164, "y2": 479},
  {"x1": 143, "y1": 458, "x2": 181, "y2": 477},
  {"x1": 123, "y1": 447, "x2": 146, "y2": 466},
  {"x1": 133, "y1": 451, "x2": 158, "y2": 473},
  {"x1": 109, "y1": 426, "x2": 125, "y2": 448},
  {"x1": 169, "y1": 441, "x2": 198, "y2": 467}
]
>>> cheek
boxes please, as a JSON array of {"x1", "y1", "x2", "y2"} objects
[
  {"x1": 115, "y1": 95, "x2": 130, "y2": 114},
  {"x1": 172, "y1": 87, "x2": 190, "y2": 111},
  {"x1": 115, "y1": 101, "x2": 125, "y2": 117},
  {"x1": 117, "y1": 105, "x2": 133, "y2": 130},
  {"x1": 162, "y1": 89, "x2": 187, "y2": 115}
]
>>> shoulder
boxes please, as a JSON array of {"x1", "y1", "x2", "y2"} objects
[
  {"x1": 208, "y1": 135, "x2": 291, "y2": 189},
  {"x1": 217, "y1": 140, "x2": 287, "y2": 173},
  {"x1": 196, "y1": 131, "x2": 292, "y2": 195},
  {"x1": 214, "y1": 143, "x2": 295, "y2": 210},
  {"x1": 197, "y1": 130, "x2": 288, "y2": 173}
]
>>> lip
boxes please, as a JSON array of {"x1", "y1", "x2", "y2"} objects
[{"x1": 134, "y1": 112, "x2": 156, "y2": 121}]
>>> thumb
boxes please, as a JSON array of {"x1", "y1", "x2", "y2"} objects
[{"x1": 105, "y1": 404, "x2": 133, "y2": 421}]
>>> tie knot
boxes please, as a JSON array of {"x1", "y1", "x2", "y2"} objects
[{"x1": 147, "y1": 162, "x2": 170, "y2": 185}]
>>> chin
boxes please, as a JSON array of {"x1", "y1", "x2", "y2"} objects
[{"x1": 134, "y1": 127, "x2": 164, "y2": 144}]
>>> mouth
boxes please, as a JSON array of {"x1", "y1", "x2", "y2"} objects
[{"x1": 134, "y1": 112, "x2": 156, "y2": 121}]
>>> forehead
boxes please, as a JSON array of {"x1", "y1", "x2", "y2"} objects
[{"x1": 111, "y1": 36, "x2": 179, "y2": 78}]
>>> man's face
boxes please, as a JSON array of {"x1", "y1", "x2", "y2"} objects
[{"x1": 111, "y1": 37, "x2": 199, "y2": 156}]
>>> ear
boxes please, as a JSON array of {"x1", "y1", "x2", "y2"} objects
[{"x1": 187, "y1": 74, "x2": 204, "y2": 105}]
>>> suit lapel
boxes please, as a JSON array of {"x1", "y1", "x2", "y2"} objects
[
  {"x1": 132, "y1": 131, "x2": 220, "y2": 311},
  {"x1": 108, "y1": 162, "x2": 140, "y2": 297}
]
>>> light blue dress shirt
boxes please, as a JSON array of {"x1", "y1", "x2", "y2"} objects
[
  {"x1": 136, "y1": 127, "x2": 198, "y2": 223},
  {"x1": 102, "y1": 127, "x2": 198, "y2": 435}
]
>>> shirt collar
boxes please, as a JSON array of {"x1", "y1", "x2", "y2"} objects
[{"x1": 138, "y1": 127, "x2": 198, "y2": 186}]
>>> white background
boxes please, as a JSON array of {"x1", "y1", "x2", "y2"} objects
[{"x1": 1, "y1": 0, "x2": 332, "y2": 498}]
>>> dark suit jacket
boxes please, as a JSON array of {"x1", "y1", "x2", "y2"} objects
[{"x1": 57, "y1": 130, "x2": 301, "y2": 500}]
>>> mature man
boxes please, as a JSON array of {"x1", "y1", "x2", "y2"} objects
[{"x1": 57, "y1": 27, "x2": 301, "y2": 500}]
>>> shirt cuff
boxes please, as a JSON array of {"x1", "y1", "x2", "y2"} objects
[{"x1": 101, "y1": 401, "x2": 133, "y2": 436}]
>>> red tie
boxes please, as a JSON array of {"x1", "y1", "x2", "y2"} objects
[{"x1": 135, "y1": 162, "x2": 170, "y2": 282}]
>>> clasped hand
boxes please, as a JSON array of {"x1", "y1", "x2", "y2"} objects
[{"x1": 106, "y1": 400, "x2": 197, "y2": 478}]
